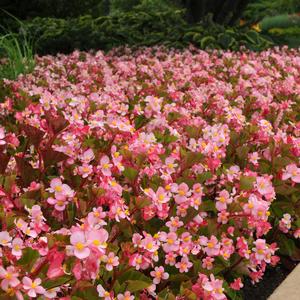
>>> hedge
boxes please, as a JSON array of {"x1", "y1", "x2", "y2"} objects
[{"x1": 24, "y1": 11, "x2": 274, "y2": 55}]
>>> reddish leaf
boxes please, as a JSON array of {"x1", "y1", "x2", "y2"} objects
[
  {"x1": 22, "y1": 124, "x2": 45, "y2": 148},
  {"x1": 15, "y1": 156, "x2": 38, "y2": 186},
  {"x1": 0, "y1": 152, "x2": 10, "y2": 174},
  {"x1": 41, "y1": 148, "x2": 69, "y2": 168},
  {"x1": 45, "y1": 110, "x2": 69, "y2": 134}
]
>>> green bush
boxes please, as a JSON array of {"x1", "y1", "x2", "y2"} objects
[
  {"x1": 23, "y1": 11, "x2": 274, "y2": 55},
  {"x1": 243, "y1": 0, "x2": 300, "y2": 23}
]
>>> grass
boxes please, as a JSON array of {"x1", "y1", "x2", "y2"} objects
[{"x1": 0, "y1": 11, "x2": 35, "y2": 80}]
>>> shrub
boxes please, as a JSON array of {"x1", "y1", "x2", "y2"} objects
[
  {"x1": 0, "y1": 46, "x2": 299, "y2": 299},
  {"x1": 23, "y1": 12, "x2": 273, "y2": 55}
]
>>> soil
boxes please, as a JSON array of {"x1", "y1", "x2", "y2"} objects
[{"x1": 242, "y1": 261, "x2": 297, "y2": 300}]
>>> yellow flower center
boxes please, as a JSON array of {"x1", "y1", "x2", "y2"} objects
[
  {"x1": 178, "y1": 190, "x2": 185, "y2": 196},
  {"x1": 5, "y1": 273, "x2": 12, "y2": 280},
  {"x1": 31, "y1": 282, "x2": 37, "y2": 289},
  {"x1": 75, "y1": 242, "x2": 84, "y2": 251},
  {"x1": 55, "y1": 185, "x2": 63, "y2": 192},
  {"x1": 167, "y1": 238, "x2": 174, "y2": 245},
  {"x1": 207, "y1": 242, "x2": 214, "y2": 248}
]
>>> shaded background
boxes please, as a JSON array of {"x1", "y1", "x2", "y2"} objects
[{"x1": 0, "y1": 0, "x2": 299, "y2": 54}]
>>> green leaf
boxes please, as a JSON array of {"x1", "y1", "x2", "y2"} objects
[
  {"x1": 134, "y1": 115, "x2": 148, "y2": 129},
  {"x1": 239, "y1": 176, "x2": 255, "y2": 191},
  {"x1": 43, "y1": 275, "x2": 72, "y2": 289},
  {"x1": 127, "y1": 280, "x2": 151, "y2": 292},
  {"x1": 123, "y1": 167, "x2": 138, "y2": 182},
  {"x1": 17, "y1": 248, "x2": 39, "y2": 269}
]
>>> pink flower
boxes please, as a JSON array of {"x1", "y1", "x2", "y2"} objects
[
  {"x1": 255, "y1": 177, "x2": 274, "y2": 197},
  {"x1": 0, "y1": 266, "x2": 20, "y2": 290},
  {"x1": 175, "y1": 257, "x2": 192, "y2": 273},
  {"x1": 97, "y1": 284, "x2": 112, "y2": 299},
  {"x1": 11, "y1": 238, "x2": 24, "y2": 257},
  {"x1": 48, "y1": 178, "x2": 74, "y2": 198},
  {"x1": 166, "y1": 217, "x2": 183, "y2": 232},
  {"x1": 174, "y1": 183, "x2": 191, "y2": 204},
  {"x1": 215, "y1": 190, "x2": 232, "y2": 211},
  {"x1": 230, "y1": 278, "x2": 243, "y2": 290},
  {"x1": 70, "y1": 231, "x2": 90, "y2": 259},
  {"x1": 100, "y1": 155, "x2": 112, "y2": 177},
  {"x1": 44, "y1": 287, "x2": 60, "y2": 298},
  {"x1": 165, "y1": 157, "x2": 177, "y2": 174},
  {"x1": 253, "y1": 239, "x2": 267, "y2": 261},
  {"x1": 0, "y1": 127, "x2": 6, "y2": 145},
  {"x1": 102, "y1": 252, "x2": 119, "y2": 271},
  {"x1": 0, "y1": 231, "x2": 12, "y2": 247},
  {"x1": 117, "y1": 291, "x2": 134, "y2": 300},
  {"x1": 77, "y1": 164, "x2": 93, "y2": 178},
  {"x1": 86, "y1": 229, "x2": 108, "y2": 252},
  {"x1": 150, "y1": 266, "x2": 169, "y2": 284},
  {"x1": 79, "y1": 148, "x2": 94, "y2": 164},
  {"x1": 22, "y1": 277, "x2": 45, "y2": 298},
  {"x1": 204, "y1": 236, "x2": 220, "y2": 256},
  {"x1": 202, "y1": 257, "x2": 214, "y2": 270},
  {"x1": 161, "y1": 232, "x2": 180, "y2": 253},
  {"x1": 282, "y1": 164, "x2": 300, "y2": 183},
  {"x1": 47, "y1": 195, "x2": 68, "y2": 211},
  {"x1": 202, "y1": 274, "x2": 226, "y2": 300}
]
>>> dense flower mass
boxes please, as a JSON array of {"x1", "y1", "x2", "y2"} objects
[{"x1": 0, "y1": 46, "x2": 300, "y2": 299}]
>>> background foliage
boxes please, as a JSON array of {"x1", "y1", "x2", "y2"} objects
[{"x1": 0, "y1": 0, "x2": 299, "y2": 55}]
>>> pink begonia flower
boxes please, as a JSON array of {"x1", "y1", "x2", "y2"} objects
[
  {"x1": 230, "y1": 278, "x2": 244, "y2": 290},
  {"x1": 248, "y1": 152, "x2": 260, "y2": 166},
  {"x1": 47, "y1": 195, "x2": 68, "y2": 211},
  {"x1": 0, "y1": 231, "x2": 12, "y2": 247},
  {"x1": 203, "y1": 274, "x2": 226, "y2": 300},
  {"x1": 253, "y1": 239, "x2": 268, "y2": 261},
  {"x1": 215, "y1": 190, "x2": 232, "y2": 211},
  {"x1": 44, "y1": 287, "x2": 60, "y2": 298},
  {"x1": 175, "y1": 257, "x2": 193, "y2": 273},
  {"x1": 70, "y1": 231, "x2": 90, "y2": 259},
  {"x1": 279, "y1": 213, "x2": 292, "y2": 233},
  {"x1": 100, "y1": 155, "x2": 112, "y2": 177},
  {"x1": 97, "y1": 284, "x2": 112, "y2": 299},
  {"x1": 294, "y1": 228, "x2": 300, "y2": 238},
  {"x1": 117, "y1": 291, "x2": 134, "y2": 300},
  {"x1": 77, "y1": 163, "x2": 93, "y2": 178},
  {"x1": 11, "y1": 238, "x2": 24, "y2": 257},
  {"x1": 48, "y1": 178, "x2": 74, "y2": 198},
  {"x1": 0, "y1": 127, "x2": 6, "y2": 145},
  {"x1": 22, "y1": 277, "x2": 45, "y2": 298},
  {"x1": 165, "y1": 157, "x2": 178, "y2": 174},
  {"x1": 161, "y1": 232, "x2": 180, "y2": 253},
  {"x1": 86, "y1": 229, "x2": 108, "y2": 252},
  {"x1": 204, "y1": 236, "x2": 220, "y2": 256},
  {"x1": 79, "y1": 148, "x2": 94, "y2": 164},
  {"x1": 165, "y1": 252, "x2": 177, "y2": 266},
  {"x1": 141, "y1": 236, "x2": 159, "y2": 253},
  {"x1": 87, "y1": 207, "x2": 107, "y2": 227},
  {"x1": 255, "y1": 177, "x2": 274, "y2": 196},
  {"x1": 202, "y1": 257, "x2": 214, "y2": 270},
  {"x1": 166, "y1": 216, "x2": 183, "y2": 232},
  {"x1": 282, "y1": 164, "x2": 300, "y2": 183},
  {"x1": 0, "y1": 266, "x2": 20, "y2": 290},
  {"x1": 150, "y1": 266, "x2": 169, "y2": 284},
  {"x1": 15, "y1": 219, "x2": 37, "y2": 238},
  {"x1": 154, "y1": 187, "x2": 171, "y2": 209},
  {"x1": 102, "y1": 252, "x2": 119, "y2": 271},
  {"x1": 173, "y1": 183, "x2": 191, "y2": 204}
]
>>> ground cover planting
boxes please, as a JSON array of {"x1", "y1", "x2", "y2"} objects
[{"x1": 0, "y1": 46, "x2": 299, "y2": 299}]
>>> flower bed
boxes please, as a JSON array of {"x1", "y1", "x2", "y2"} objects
[{"x1": 0, "y1": 46, "x2": 299, "y2": 299}]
